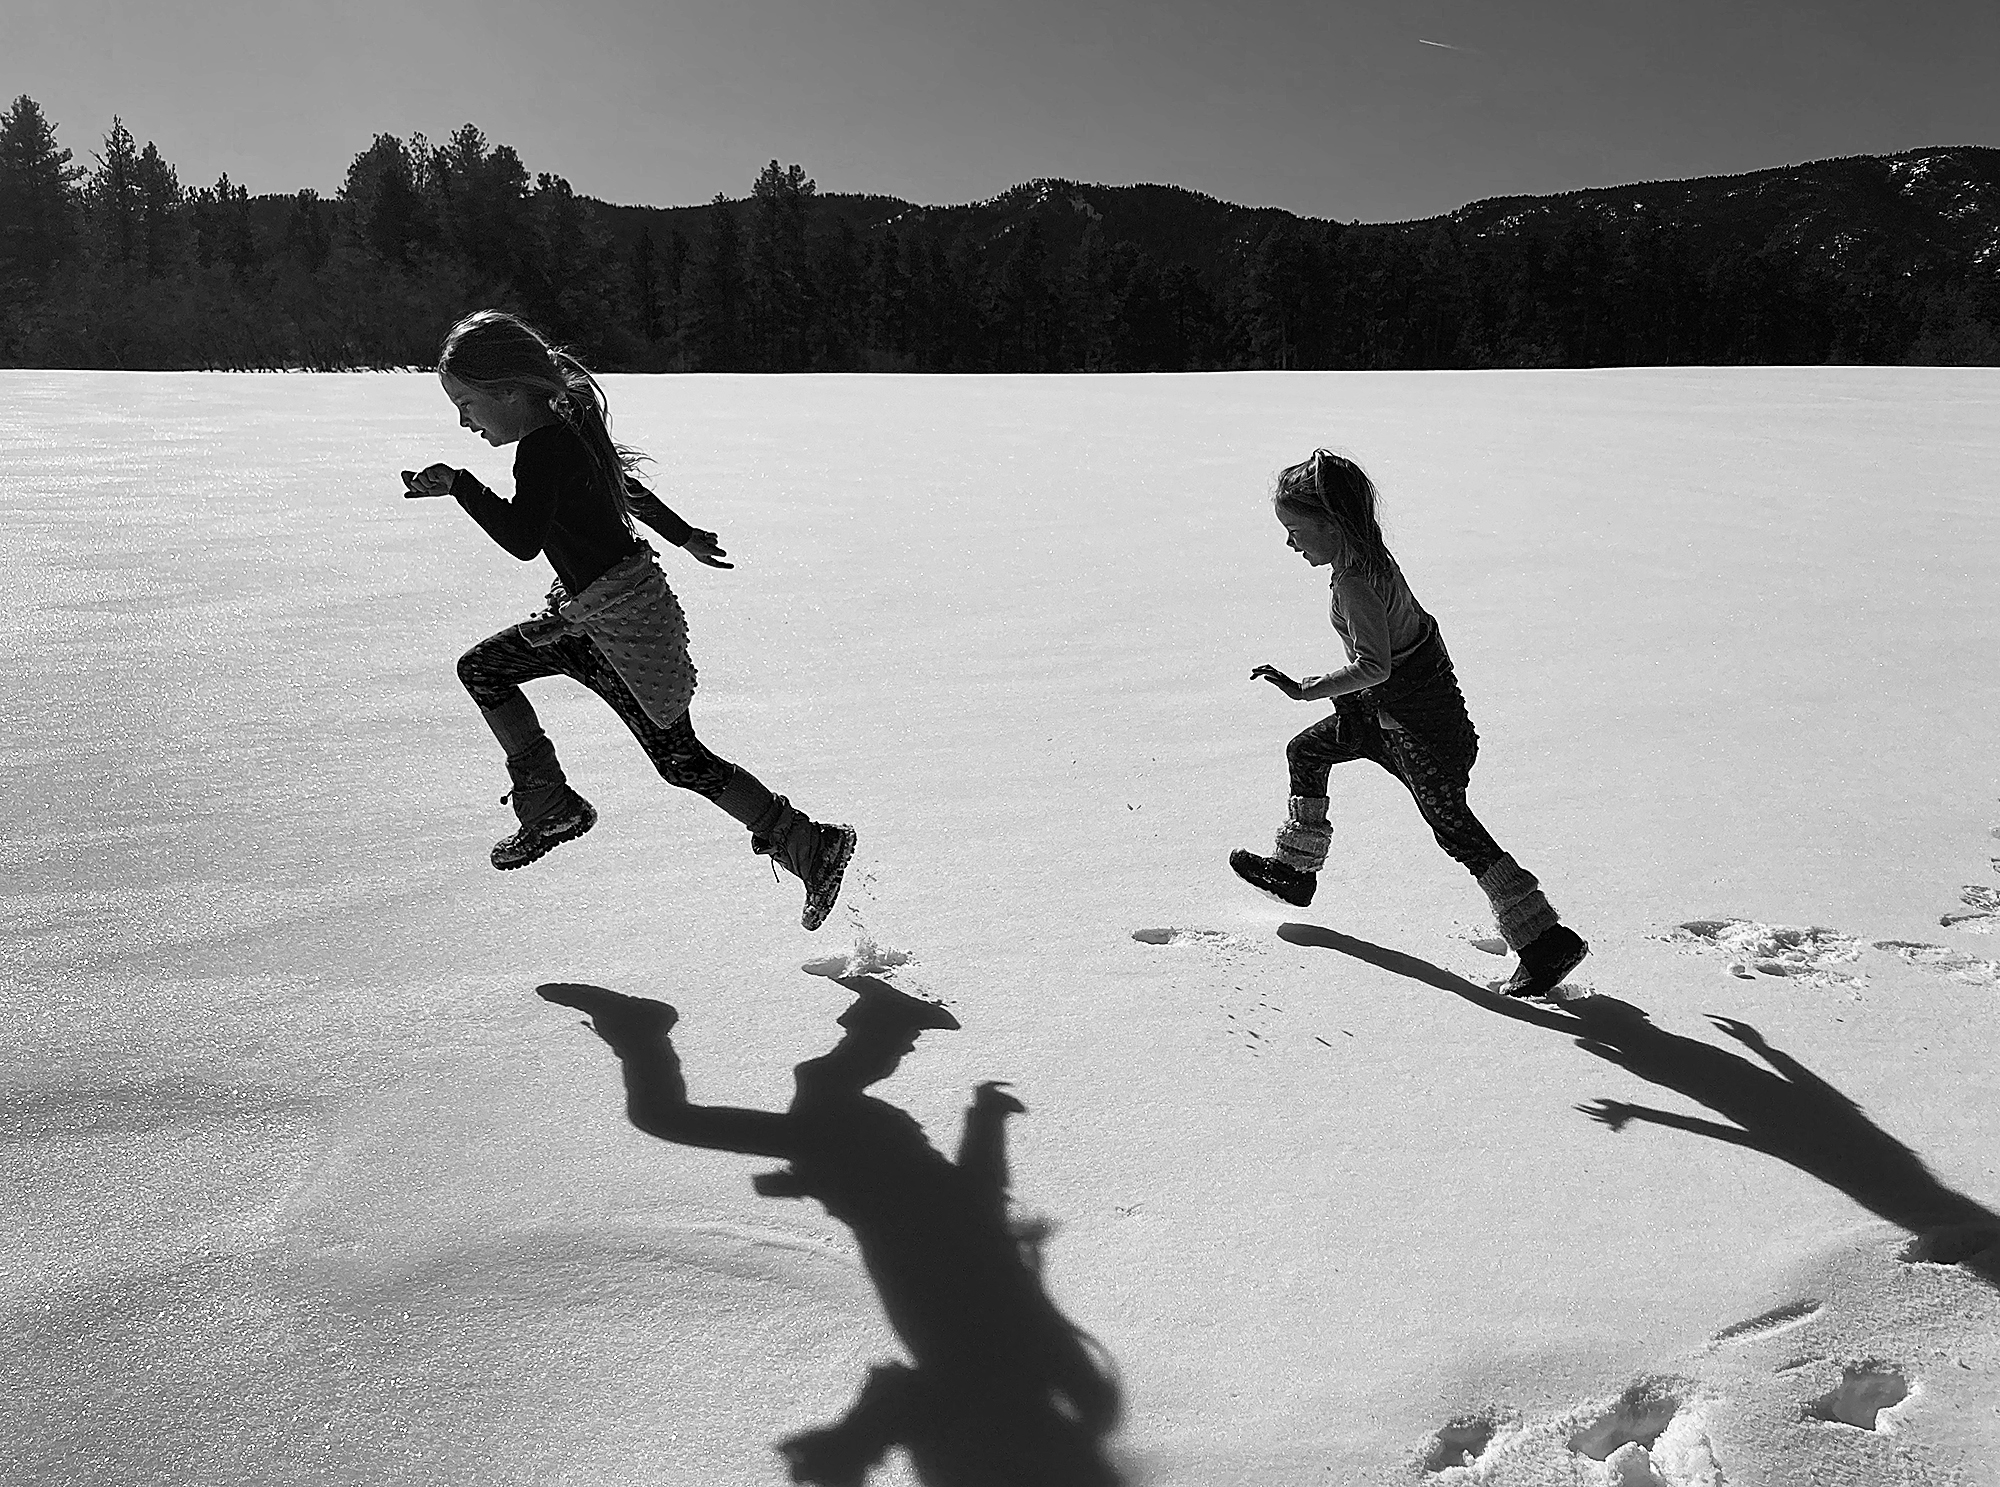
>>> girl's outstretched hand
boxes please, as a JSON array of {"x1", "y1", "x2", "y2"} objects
[
  {"x1": 403, "y1": 463, "x2": 460, "y2": 498},
  {"x1": 1251, "y1": 664, "x2": 1306, "y2": 700},
  {"x1": 681, "y1": 529, "x2": 734, "y2": 568}
]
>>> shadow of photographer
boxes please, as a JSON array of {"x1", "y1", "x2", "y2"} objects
[
  {"x1": 1279, "y1": 922, "x2": 2000, "y2": 1287},
  {"x1": 538, "y1": 976, "x2": 1124, "y2": 1487}
]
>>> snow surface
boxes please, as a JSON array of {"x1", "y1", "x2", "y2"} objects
[{"x1": 4, "y1": 367, "x2": 1999, "y2": 1487}]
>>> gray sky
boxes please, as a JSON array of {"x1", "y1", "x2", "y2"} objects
[{"x1": 6, "y1": 0, "x2": 1997, "y2": 221}]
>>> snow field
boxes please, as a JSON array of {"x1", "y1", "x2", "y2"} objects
[{"x1": 3, "y1": 367, "x2": 1998, "y2": 1486}]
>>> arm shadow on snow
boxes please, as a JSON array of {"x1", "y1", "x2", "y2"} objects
[
  {"x1": 1275, "y1": 922, "x2": 2000, "y2": 1288},
  {"x1": 1562, "y1": 1001, "x2": 2000, "y2": 1289},
  {"x1": 535, "y1": 976, "x2": 1127, "y2": 1487}
]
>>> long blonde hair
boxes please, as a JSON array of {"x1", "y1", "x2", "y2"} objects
[
  {"x1": 1274, "y1": 449, "x2": 1393, "y2": 579},
  {"x1": 438, "y1": 310, "x2": 641, "y2": 525}
]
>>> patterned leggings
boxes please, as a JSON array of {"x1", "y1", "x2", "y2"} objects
[
  {"x1": 1286, "y1": 711, "x2": 1505, "y2": 878},
  {"x1": 457, "y1": 624, "x2": 735, "y2": 798}
]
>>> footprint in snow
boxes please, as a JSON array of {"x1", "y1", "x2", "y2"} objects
[
  {"x1": 1419, "y1": 1415, "x2": 1505, "y2": 1473},
  {"x1": 1130, "y1": 927, "x2": 1257, "y2": 950},
  {"x1": 1869, "y1": 940, "x2": 2000, "y2": 986},
  {"x1": 1804, "y1": 1362, "x2": 1910, "y2": 1430},
  {"x1": 1674, "y1": 919, "x2": 1863, "y2": 984},
  {"x1": 1565, "y1": 1378, "x2": 1692, "y2": 1462}
]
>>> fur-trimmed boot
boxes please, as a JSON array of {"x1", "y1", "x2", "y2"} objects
[
  {"x1": 480, "y1": 697, "x2": 596, "y2": 870},
  {"x1": 712, "y1": 767, "x2": 857, "y2": 932},
  {"x1": 1478, "y1": 854, "x2": 1587, "y2": 997},
  {"x1": 1229, "y1": 796, "x2": 1331, "y2": 908}
]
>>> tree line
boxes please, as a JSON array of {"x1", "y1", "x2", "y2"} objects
[{"x1": 2, "y1": 95, "x2": 1995, "y2": 372}]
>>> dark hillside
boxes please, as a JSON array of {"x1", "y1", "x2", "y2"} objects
[{"x1": 1, "y1": 93, "x2": 1993, "y2": 371}]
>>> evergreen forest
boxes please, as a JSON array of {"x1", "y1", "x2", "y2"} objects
[{"x1": 2, "y1": 95, "x2": 1997, "y2": 372}]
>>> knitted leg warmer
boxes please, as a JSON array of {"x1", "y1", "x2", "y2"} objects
[
  {"x1": 501, "y1": 737, "x2": 573, "y2": 827},
  {"x1": 747, "y1": 794, "x2": 819, "y2": 880},
  {"x1": 1273, "y1": 796, "x2": 1332, "y2": 874},
  {"x1": 1478, "y1": 854, "x2": 1560, "y2": 951},
  {"x1": 710, "y1": 765, "x2": 779, "y2": 830},
  {"x1": 481, "y1": 697, "x2": 573, "y2": 826}
]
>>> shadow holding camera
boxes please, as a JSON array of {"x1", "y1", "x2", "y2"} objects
[{"x1": 537, "y1": 976, "x2": 1125, "y2": 1487}]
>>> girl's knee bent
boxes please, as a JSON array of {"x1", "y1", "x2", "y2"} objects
[{"x1": 457, "y1": 645, "x2": 503, "y2": 703}]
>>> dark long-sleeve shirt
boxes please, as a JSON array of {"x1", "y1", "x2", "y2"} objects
[{"x1": 450, "y1": 423, "x2": 694, "y2": 596}]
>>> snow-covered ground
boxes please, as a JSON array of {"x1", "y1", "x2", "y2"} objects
[{"x1": 5, "y1": 367, "x2": 1998, "y2": 1487}]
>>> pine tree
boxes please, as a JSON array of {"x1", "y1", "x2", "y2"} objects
[
  {"x1": 340, "y1": 133, "x2": 428, "y2": 266},
  {"x1": 866, "y1": 225, "x2": 911, "y2": 365},
  {"x1": 1067, "y1": 220, "x2": 1114, "y2": 370},
  {"x1": 133, "y1": 140, "x2": 184, "y2": 278},
  {"x1": 659, "y1": 227, "x2": 693, "y2": 368},
  {"x1": 813, "y1": 216, "x2": 865, "y2": 369},
  {"x1": 634, "y1": 222, "x2": 663, "y2": 342},
  {"x1": 0, "y1": 95, "x2": 82, "y2": 285},
  {"x1": 191, "y1": 172, "x2": 255, "y2": 277},
  {"x1": 998, "y1": 219, "x2": 1055, "y2": 371},
  {"x1": 429, "y1": 124, "x2": 529, "y2": 287},
  {"x1": 746, "y1": 160, "x2": 816, "y2": 370},
  {"x1": 284, "y1": 189, "x2": 331, "y2": 272},
  {"x1": 88, "y1": 117, "x2": 143, "y2": 270},
  {"x1": 693, "y1": 193, "x2": 745, "y2": 369},
  {"x1": 526, "y1": 171, "x2": 626, "y2": 358}
]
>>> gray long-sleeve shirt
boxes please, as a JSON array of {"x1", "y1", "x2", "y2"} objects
[{"x1": 1312, "y1": 558, "x2": 1437, "y2": 700}]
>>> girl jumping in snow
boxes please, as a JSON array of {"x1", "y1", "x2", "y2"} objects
[
  {"x1": 1230, "y1": 449, "x2": 1587, "y2": 998},
  {"x1": 403, "y1": 309, "x2": 854, "y2": 930}
]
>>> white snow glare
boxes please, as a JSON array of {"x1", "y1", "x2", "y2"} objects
[{"x1": 4, "y1": 367, "x2": 1998, "y2": 1486}]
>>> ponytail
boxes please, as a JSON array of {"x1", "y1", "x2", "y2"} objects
[
  {"x1": 549, "y1": 349, "x2": 642, "y2": 529},
  {"x1": 1273, "y1": 448, "x2": 1394, "y2": 579}
]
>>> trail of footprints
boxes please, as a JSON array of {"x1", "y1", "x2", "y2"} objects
[
  {"x1": 1414, "y1": 1221, "x2": 2000, "y2": 1483},
  {"x1": 1417, "y1": 1351, "x2": 1912, "y2": 1484},
  {"x1": 1416, "y1": 1306, "x2": 1900, "y2": 1484},
  {"x1": 1130, "y1": 839, "x2": 1996, "y2": 1480},
  {"x1": 1672, "y1": 814, "x2": 2000, "y2": 990},
  {"x1": 1131, "y1": 833, "x2": 1999, "y2": 1481}
]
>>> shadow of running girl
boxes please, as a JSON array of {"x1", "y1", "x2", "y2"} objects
[
  {"x1": 537, "y1": 978, "x2": 1124, "y2": 1487},
  {"x1": 1569, "y1": 1000, "x2": 2000, "y2": 1287}
]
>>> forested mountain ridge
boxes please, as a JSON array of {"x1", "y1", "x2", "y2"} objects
[
  {"x1": 2, "y1": 91, "x2": 1994, "y2": 372},
  {"x1": 1443, "y1": 148, "x2": 2000, "y2": 264}
]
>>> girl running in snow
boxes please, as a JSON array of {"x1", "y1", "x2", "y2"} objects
[
  {"x1": 1230, "y1": 449, "x2": 1588, "y2": 998},
  {"x1": 403, "y1": 309, "x2": 854, "y2": 930}
]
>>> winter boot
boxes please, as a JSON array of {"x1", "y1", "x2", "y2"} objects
[
  {"x1": 1230, "y1": 796, "x2": 1330, "y2": 908},
  {"x1": 1477, "y1": 854, "x2": 1585, "y2": 997},
  {"x1": 1499, "y1": 925, "x2": 1590, "y2": 999},
  {"x1": 480, "y1": 698, "x2": 595, "y2": 870},
  {"x1": 1229, "y1": 850, "x2": 1316, "y2": 907},
  {"x1": 749, "y1": 794, "x2": 857, "y2": 932},
  {"x1": 711, "y1": 767, "x2": 856, "y2": 931}
]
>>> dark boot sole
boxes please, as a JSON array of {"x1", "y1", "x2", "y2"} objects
[
  {"x1": 802, "y1": 825, "x2": 857, "y2": 931},
  {"x1": 492, "y1": 803, "x2": 598, "y2": 870}
]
